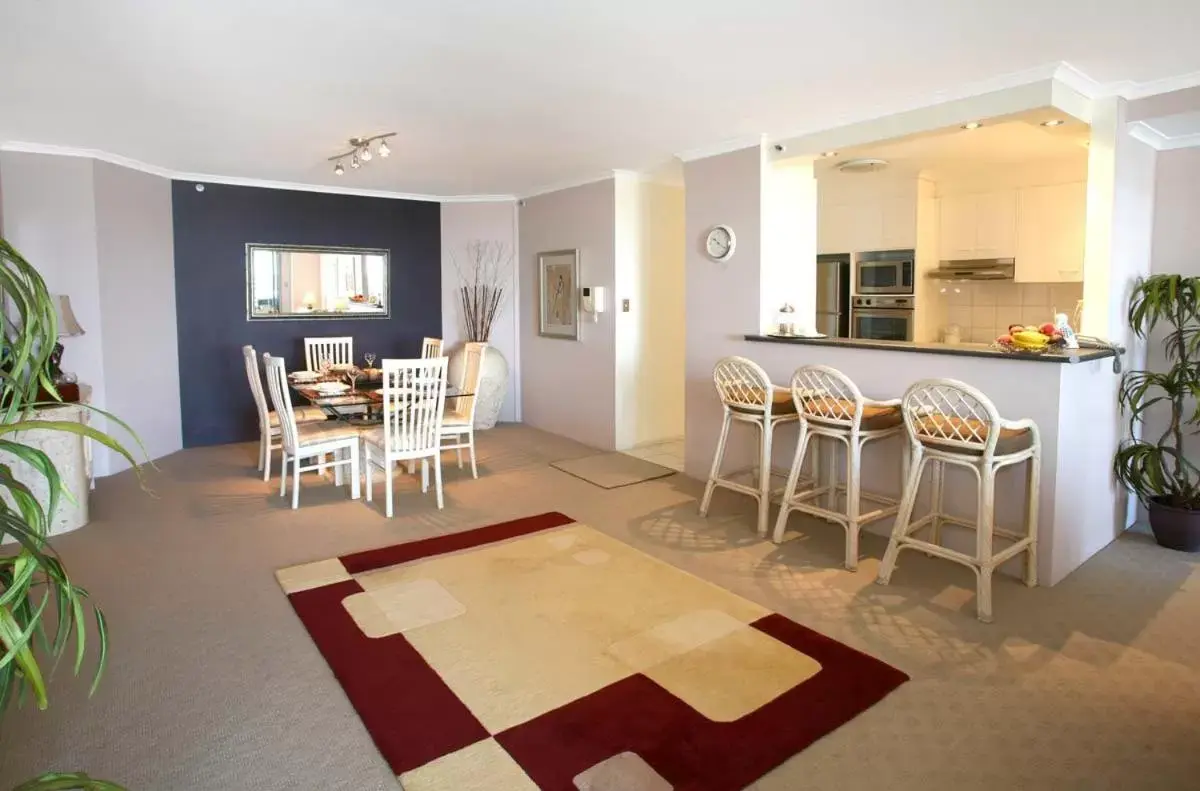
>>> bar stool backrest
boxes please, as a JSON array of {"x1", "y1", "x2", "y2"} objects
[
  {"x1": 713, "y1": 356, "x2": 774, "y2": 416},
  {"x1": 902, "y1": 378, "x2": 1003, "y2": 456},
  {"x1": 791, "y1": 364, "x2": 864, "y2": 429}
]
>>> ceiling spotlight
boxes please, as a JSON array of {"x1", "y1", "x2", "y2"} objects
[
  {"x1": 820, "y1": 151, "x2": 838, "y2": 158},
  {"x1": 327, "y1": 132, "x2": 395, "y2": 173},
  {"x1": 1041, "y1": 119, "x2": 1065, "y2": 127},
  {"x1": 961, "y1": 121, "x2": 982, "y2": 130}
]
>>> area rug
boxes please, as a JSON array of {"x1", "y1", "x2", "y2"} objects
[
  {"x1": 277, "y1": 513, "x2": 908, "y2": 790},
  {"x1": 550, "y1": 453, "x2": 676, "y2": 489}
]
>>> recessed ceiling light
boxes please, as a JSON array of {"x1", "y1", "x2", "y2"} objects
[
  {"x1": 820, "y1": 151, "x2": 838, "y2": 158},
  {"x1": 1041, "y1": 119, "x2": 1065, "y2": 127},
  {"x1": 961, "y1": 121, "x2": 982, "y2": 130}
]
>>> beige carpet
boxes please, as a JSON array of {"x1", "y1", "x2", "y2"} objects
[
  {"x1": 1, "y1": 424, "x2": 1198, "y2": 791},
  {"x1": 551, "y1": 452, "x2": 676, "y2": 488}
]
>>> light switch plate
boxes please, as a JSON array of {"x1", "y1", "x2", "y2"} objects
[{"x1": 622, "y1": 298, "x2": 631, "y2": 312}]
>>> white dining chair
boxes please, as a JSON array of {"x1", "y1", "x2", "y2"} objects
[
  {"x1": 421, "y1": 337, "x2": 443, "y2": 359},
  {"x1": 362, "y1": 357, "x2": 449, "y2": 516},
  {"x1": 242, "y1": 345, "x2": 326, "y2": 481},
  {"x1": 305, "y1": 336, "x2": 354, "y2": 371},
  {"x1": 439, "y1": 342, "x2": 486, "y2": 478},
  {"x1": 263, "y1": 354, "x2": 361, "y2": 509}
]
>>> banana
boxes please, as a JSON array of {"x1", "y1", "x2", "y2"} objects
[{"x1": 1012, "y1": 330, "x2": 1049, "y2": 350}]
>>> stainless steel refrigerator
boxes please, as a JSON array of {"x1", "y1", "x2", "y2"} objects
[{"x1": 816, "y1": 254, "x2": 851, "y2": 338}]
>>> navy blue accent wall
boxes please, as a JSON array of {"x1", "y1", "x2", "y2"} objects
[{"x1": 171, "y1": 182, "x2": 441, "y2": 447}]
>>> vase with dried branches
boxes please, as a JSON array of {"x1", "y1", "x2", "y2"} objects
[
  {"x1": 449, "y1": 240, "x2": 512, "y2": 429},
  {"x1": 453, "y1": 240, "x2": 512, "y2": 342}
]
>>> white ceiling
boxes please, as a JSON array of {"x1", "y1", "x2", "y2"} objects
[{"x1": 2, "y1": 1, "x2": 1199, "y2": 198}]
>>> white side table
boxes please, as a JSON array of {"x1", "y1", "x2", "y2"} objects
[{"x1": 0, "y1": 385, "x2": 92, "y2": 541}]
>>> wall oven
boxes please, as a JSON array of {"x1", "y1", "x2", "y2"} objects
[
  {"x1": 851, "y1": 296, "x2": 914, "y2": 342},
  {"x1": 856, "y1": 249, "x2": 915, "y2": 295}
]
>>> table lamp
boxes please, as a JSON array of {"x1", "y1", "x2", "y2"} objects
[{"x1": 46, "y1": 294, "x2": 85, "y2": 402}]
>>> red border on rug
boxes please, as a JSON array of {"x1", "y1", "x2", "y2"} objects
[{"x1": 339, "y1": 510, "x2": 575, "y2": 574}]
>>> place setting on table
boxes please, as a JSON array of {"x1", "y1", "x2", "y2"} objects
[{"x1": 288, "y1": 352, "x2": 473, "y2": 425}]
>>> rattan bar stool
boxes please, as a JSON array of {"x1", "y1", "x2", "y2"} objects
[
  {"x1": 772, "y1": 365, "x2": 905, "y2": 570},
  {"x1": 876, "y1": 378, "x2": 1041, "y2": 622},
  {"x1": 699, "y1": 356, "x2": 801, "y2": 536}
]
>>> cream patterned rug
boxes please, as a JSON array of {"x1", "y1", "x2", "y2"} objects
[{"x1": 277, "y1": 512, "x2": 907, "y2": 790}]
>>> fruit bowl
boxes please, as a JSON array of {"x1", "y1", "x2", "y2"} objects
[{"x1": 994, "y1": 323, "x2": 1066, "y2": 354}]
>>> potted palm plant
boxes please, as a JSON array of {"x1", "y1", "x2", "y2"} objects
[
  {"x1": 1, "y1": 237, "x2": 144, "y2": 789},
  {"x1": 1114, "y1": 273, "x2": 1200, "y2": 552}
]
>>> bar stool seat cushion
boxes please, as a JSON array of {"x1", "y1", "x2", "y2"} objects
[
  {"x1": 915, "y1": 415, "x2": 1033, "y2": 456},
  {"x1": 802, "y1": 398, "x2": 902, "y2": 430},
  {"x1": 729, "y1": 386, "x2": 798, "y2": 415}
]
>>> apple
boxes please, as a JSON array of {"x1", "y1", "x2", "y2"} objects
[
  {"x1": 997, "y1": 334, "x2": 1013, "y2": 345},
  {"x1": 1039, "y1": 322, "x2": 1058, "y2": 336},
  {"x1": 1007, "y1": 324, "x2": 1024, "y2": 334}
]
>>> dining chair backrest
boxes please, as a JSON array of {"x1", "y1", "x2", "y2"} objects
[
  {"x1": 379, "y1": 357, "x2": 448, "y2": 455},
  {"x1": 305, "y1": 336, "x2": 353, "y2": 371},
  {"x1": 262, "y1": 354, "x2": 301, "y2": 455},
  {"x1": 791, "y1": 364, "x2": 865, "y2": 429},
  {"x1": 243, "y1": 345, "x2": 271, "y2": 431},
  {"x1": 902, "y1": 378, "x2": 1002, "y2": 456},
  {"x1": 421, "y1": 337, "x2": 443, "y2": 359},
  {"x1": 712, "y1": 356, "x2": 775, "y2": 416},
  {"x1": 455, "y1": 342, "x2": 488, "y2": 419}
]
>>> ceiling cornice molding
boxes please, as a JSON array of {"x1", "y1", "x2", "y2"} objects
[
  {"x1": 518, "y1": 170, "x2": 620, "y2": 200},
  {"x1": 675, "y1": 134, "x2": 766, "y2": 164},
  {"x1": 1127, "y1": 121, "x2": 1200, "y2": 151},
  {"x1": 0, "y1": 141, "x2": 517, "y2": 204}
]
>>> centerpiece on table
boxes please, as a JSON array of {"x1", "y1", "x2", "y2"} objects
[{"x1": 450, "y1": 240, "x2": 512, "y2": 429}]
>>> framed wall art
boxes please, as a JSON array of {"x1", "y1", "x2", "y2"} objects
[{"x1": 537, "y1": 249, "x2": 579, "y2": 340}]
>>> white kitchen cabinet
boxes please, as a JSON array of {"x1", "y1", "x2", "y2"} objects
[
  {"x1": 1015, "y1": 181, "x2": 1086, "y2": 283},
  {"x1": 818, "y1": 194, "x2": 915, "y2": 253},
  {"x1": 880, "y1": 194, "x2": 917, "y2": 249},
  {"x1": 938, "y1": 190, "x2": 1017, "y2": 260}
]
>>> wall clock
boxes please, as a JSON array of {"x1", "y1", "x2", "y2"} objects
[{"x1": 705, "y1": 225, "x2": 736, "y2": 262}]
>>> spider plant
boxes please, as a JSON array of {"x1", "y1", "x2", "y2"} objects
[
  {"x1": 1114, "y1": 274, "x2": 1200, "y2": 550},
  {"x1": 1, "y1": 237, "x2": 145, "y2": 789}
]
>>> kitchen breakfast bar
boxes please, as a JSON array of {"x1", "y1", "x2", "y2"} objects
[{"x1": 685, "y1": 334, "x2": 1125, "y2": 588}]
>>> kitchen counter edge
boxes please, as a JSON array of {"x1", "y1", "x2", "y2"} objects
[{"x1": 744, "y1": 334, "x2": 1117, "y2": 364}]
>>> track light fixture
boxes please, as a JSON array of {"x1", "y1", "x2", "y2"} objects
[{"x1": 328, "y1": 132, "x2": 396, "y2": 175}]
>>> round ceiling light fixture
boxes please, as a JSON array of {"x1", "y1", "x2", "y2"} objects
[
  {"x1": 961, "y1": 121, "x2": 982, "y2": 130},
  {"x1": 836, "y1": 157, "x2": 888, "y2": 174},
  {"x1": 1041, "y1": 119, "x2": 1065, "y2": 127},
  {"x1": 820, "y1": 151, "x2": 838, "y2": 158},
  {"x1": 328, "y1": 133, "x2": 396, "y2": 175}
]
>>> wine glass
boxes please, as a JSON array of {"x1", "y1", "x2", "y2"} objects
[
  {"x1": 319, "y1": 359, "x2": 333, "y2": 380},
  {"x1": 363, "y1": 352, "x2": 376, "y2": 369},
  {"x1": 348, "y1": 366, "x2": 361, "y2": 393}
]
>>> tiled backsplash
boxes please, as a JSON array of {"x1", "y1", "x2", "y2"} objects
[{"x1": 937, "y1": 282, "x2": 1084, "y2": 344}]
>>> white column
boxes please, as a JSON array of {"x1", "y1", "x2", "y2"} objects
[{"x1": 760, "y1": 155, "x2": 817, "y2": 334}]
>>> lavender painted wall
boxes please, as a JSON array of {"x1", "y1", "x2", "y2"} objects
[
  {"x1": 171, "y1": 182, "x2": 441, "y2": 447},
  {"x1": 440, "y1": 201, "x2": 520, "y2": 423},
  {"x1": 518, "y1": 179, "x2": 617, "y2": 449}
]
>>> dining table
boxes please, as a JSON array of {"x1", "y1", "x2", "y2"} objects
[{"x1": 289, "y1": 369, "x2": 473, "y2": 425}]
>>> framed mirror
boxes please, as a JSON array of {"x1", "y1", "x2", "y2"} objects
[{"x1": 246, "y1": 244, "x2": 390, "y2": 320}]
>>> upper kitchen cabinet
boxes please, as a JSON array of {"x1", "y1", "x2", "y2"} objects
[
  {"x1": 1015, "y1": 181, "x2": 1086, "y2": 283},
  {"x1": 938, "y1": 189, "x2": 1017, "y2": 260},
  {"x1": 818, "y1": 191, "x2": 916, "y2": 253}
]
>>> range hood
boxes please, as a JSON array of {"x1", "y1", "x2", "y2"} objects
[{"x1": 927, "y1": 258, "x2": 1015, "y2": 281}]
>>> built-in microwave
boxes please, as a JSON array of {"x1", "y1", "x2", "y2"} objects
[{"x1": 856, "y1": 249, "x2": 915, "y2": 295}]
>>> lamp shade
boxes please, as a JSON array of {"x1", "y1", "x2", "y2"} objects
[{"x1": 52, "y1": 295, "x2": 85, "y2": 337}]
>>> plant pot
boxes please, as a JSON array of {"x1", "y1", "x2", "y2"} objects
[
  {"x1": 447, "y1": 343, "x2": 508, "y2": 430},
  {"x1": 1147, "y1": 497, "x2": 1200, "y2": 552}
]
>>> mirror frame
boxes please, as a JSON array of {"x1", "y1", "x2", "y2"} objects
[{"x1": 244, "y1": 243, "x2": 392, "y2": 321}]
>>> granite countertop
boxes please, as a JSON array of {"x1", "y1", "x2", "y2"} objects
[{"x1": 744, "y1": 334, "x2": 1119, "y2": 364}]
